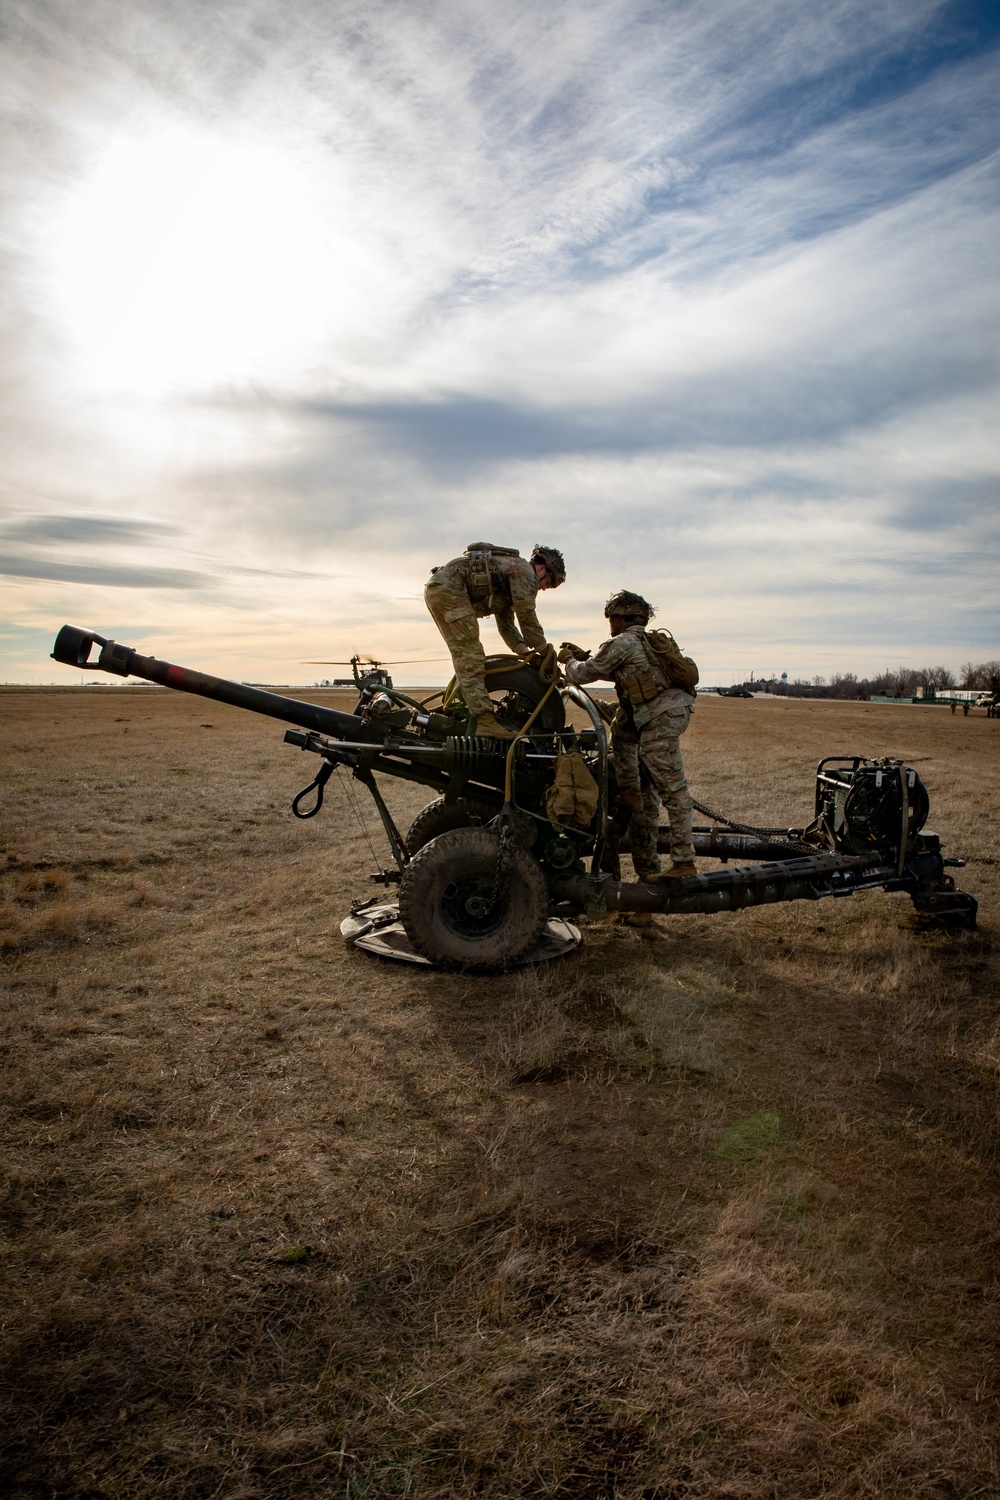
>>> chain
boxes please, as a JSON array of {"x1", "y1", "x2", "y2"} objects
[
  {"x1": 483, "y1": 821, "x2": 515, "y2": 916},
  {"x1": 691, "y1": 796, "x2": 816, "y2": 852}
]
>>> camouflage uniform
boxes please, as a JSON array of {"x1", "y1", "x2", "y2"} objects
[
  {"x1": 425, "y1": 547, "x2": 548, "y2": 716},
  {"x1": 609, "y1": 714, "x2": 662, "y2": 879},
  {"x1": 564, "y1": 625, "x2": 695, "y2": 866}
]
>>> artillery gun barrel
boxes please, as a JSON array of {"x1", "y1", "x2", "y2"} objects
[
  {"x1": 52, "y1": 627, "x2": 532, "y2": 805},
  {"x1": 52, "y1": 624, "x2": 370, "y2": 743}
]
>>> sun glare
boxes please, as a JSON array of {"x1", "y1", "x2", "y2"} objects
[{"x1": 44, "y1": 123, "x2": 352, "y2": 396}]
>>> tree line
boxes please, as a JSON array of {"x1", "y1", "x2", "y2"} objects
[{"x1": 765, "y1": 660, "x2": 1000, "y2": 700}]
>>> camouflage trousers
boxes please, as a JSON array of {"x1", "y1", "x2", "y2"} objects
[
  {"x1": 613, "y1": 701, "x2": 695, "y2": 871},
  {"x1": 424, "y1": 578, "x2": 493, "y2": 716}
]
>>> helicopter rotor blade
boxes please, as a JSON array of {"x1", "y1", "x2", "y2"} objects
[{"x1": 299, "y1": 656, "x2": 454, "y2": 665}]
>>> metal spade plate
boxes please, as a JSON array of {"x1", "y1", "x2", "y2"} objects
[{"x1": 341, "y1": 902, "x2": 582, "y2": 966}]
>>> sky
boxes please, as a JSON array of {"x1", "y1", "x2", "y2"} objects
[{"x1": 1, "y1": 0, "x2": 998, "y2": 687}]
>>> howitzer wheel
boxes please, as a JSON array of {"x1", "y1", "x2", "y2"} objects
[
  {"x1": 399, "y1": 828, "x2": 548, "y2": 968},
  {"x1": 405, "y1": 796, "x2": 496, "y2": 857}
]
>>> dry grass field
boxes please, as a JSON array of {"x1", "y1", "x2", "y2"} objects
[{"x1": 2, "y1": 684, "x2": 998, "y2": 1499}]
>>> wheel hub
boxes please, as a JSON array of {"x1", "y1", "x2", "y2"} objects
[{"x1": 442, "y1": 875, "x2": 503, "y2": 935}]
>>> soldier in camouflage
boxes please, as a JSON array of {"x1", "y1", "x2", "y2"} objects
[
  {"x1": 559, "y1": 590, "x2": 696, "y2": 878},
  {"x1": 606, "y1": 719, "x2": 663, "y2": 882},
  {"x1": 425, "y1": 543, "x2": 566, "y2": 738}
]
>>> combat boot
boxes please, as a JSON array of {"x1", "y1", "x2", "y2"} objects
[
  {"x1": 474, "y1": 712, "x2": 519, "y2": 741},
  {"x1": 660, "y1": 860, "x2": 697, "y2": 880}
]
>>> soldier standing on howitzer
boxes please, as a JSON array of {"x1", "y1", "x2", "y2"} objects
[
  {"x1": 559, "y1": 591, "x2": 698, "y2": 880},
  {"x1": 425, "y1": 542, "x2": 566, "y2": 739}
]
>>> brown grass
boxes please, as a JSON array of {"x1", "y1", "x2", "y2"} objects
[{"x1": 1, "y1": 686, "x2": 998, "y2": 1498}]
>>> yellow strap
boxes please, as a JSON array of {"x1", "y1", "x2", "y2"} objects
[{"x1": 503, "y1": 677, "x2": 558, "y2": 802}]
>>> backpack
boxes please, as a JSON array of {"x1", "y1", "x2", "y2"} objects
[
  {"x1": 463, "y1": 543, "x2": 521, "y2": 606},
  {"x1": 642, "y1": 629, "x2": 699, "y2": 694},
  {"x1": 464, "y1": 542, "x2": 520, "y2": 557}
]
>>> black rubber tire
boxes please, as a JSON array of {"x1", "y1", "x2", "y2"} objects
[
  {"x1": 483, "y1": 656, "x2": 566, "y2": 735},
  {"x1": 399, "y1": 827, "x2": 549, "y2": 967},
  {"x1": 405, "y1": 796, "x2": 496, "y2": 857}
]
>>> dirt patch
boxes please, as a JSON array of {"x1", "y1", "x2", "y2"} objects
[{"x1": 1, "y1": 688, "x2": 998, "y2": 1497}]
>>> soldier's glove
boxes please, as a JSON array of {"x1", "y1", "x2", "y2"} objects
[
  {"x1": 557, "y1": 641, "x2": 590, "y2": 665},
  {"x1": 614, "y1": 788, "x2": 644, "y2": 817}
]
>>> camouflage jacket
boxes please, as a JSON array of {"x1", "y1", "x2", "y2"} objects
[
  {"x1": 427, "y1": 551, "x2": 546, "y2": 653},
  {"x1": 564, "y1": 625, "x2": 694, "y2": 729}
]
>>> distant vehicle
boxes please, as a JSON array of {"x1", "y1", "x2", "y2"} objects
[{"x1": 720, "y1": 687, "x2": 753, "y2": 698}]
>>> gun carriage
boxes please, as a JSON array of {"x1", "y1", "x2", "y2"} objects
[{"x1": 52, "y1": 624, "x2": 977, "y2": 967}]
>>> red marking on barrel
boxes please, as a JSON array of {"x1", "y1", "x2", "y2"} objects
[{"x1": 166, "y1": 665, "x2": 185, "y2": 685}]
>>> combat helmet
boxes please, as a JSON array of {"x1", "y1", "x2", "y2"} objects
[
  {"x1": 604, "y1": 589, "x2": 654, "y2": 624},
  {"x1": 530, "y1": 544, "x2": 566, "y2": 587}
]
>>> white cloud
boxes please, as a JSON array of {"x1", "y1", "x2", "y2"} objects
[{"x1": 0, "y1": 0, "x2": 997, "y2": 682}]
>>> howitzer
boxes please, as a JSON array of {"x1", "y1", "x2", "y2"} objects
[{"x1": 52, "y1": 624, "x2": 977, "y2": 966}]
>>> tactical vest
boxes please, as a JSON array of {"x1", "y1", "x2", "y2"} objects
[
  {"x1": 463, "y1": 543, "x2": 521, "y2": 610},
  {"x1": 618, "y1": 640, "x2": 671, "y2": 709},
  {"x1": 619, "y1": 630, "x2": 699, "y2": 708}
]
